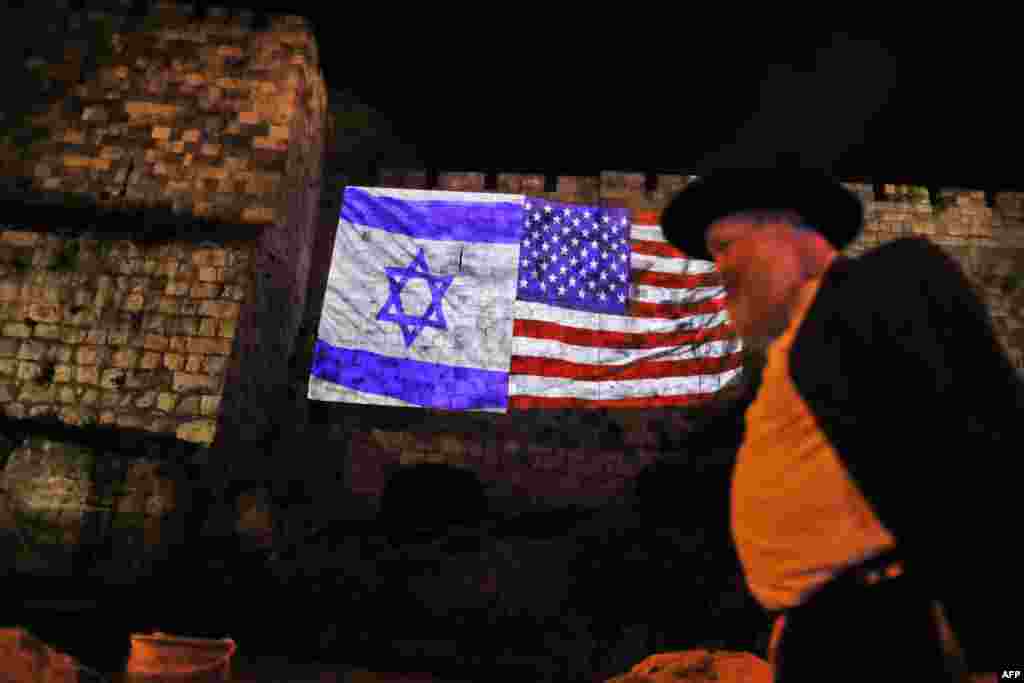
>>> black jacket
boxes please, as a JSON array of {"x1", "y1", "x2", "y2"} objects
[{"x1": 789, "y1": 236, "x2": 1022, "y2": 671}]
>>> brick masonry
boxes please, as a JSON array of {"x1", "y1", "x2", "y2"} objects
[
  {"x1": 0, "y1": 232, "x2": 250, "y2": 443},
  {"x1": 0, "y1": 0, "x2": 327, "y2": 574}
]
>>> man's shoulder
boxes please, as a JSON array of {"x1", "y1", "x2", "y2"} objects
[
  {"x1": 847, "y1": 236, "x2": 963, "y2": 280},
  {"x1": 824, "y1": 237, "x2": 967, "y2": 304}
]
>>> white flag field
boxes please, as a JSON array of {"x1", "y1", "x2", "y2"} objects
[{"x1": 308, "y1": 187, "x2": 743, "y2": 412}]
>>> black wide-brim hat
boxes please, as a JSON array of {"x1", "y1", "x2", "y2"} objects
[{"x1": 660, "y1": 169, "x2": 864, "y2": 262}]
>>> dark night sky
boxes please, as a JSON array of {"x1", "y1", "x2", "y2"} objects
[{"x1": 298, "y1": 18, "x2": 1016, "y2": 191}]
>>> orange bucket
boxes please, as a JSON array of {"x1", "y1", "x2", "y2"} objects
[{"x1": 126, "y1": 632, "x2": 236, "y2": 683}]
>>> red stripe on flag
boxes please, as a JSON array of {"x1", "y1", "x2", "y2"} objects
[
  {"x1": 631, "y1": 240, "x2": 690, "y2": 259},
  {"x1": 633, "y1": 210, "x2": 662, "y2": 225},
  {"x1": 508, "y1": 393, "x2": 720, "y2": 409},
  {"x1": 629, "y1": 297, "x2": 728, "y2": 318},
  {"x1": 510, "y1": 352, "x2": 743, "y2": 381},
  {"x1": 513, "y1": 318, "x2": 737, "y2": 349},
  {"x1": 632, "y1": 269, "x2": 723, "y2": 289}
]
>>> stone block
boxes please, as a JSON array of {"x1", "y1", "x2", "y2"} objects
[
  {"x1": 204, "y1": 355, "x2": 227, "y2": 375},
  {"x1": 198, "y1": 266, "x2": 224, "y2": 283},
  {"x1": 164, "y1": 282, "x2": 188, "y2": 298},
  {"x1": 27, "y1": 303, "x2": 62, "y2": 324},
  {"x1": 17, "y1": 361, "x2": 41, "y2": 382},
  {"x1": 158, "y1": 296, "x2": 181, "y2": 314},
  {"x1": 0, "y1": 231, "x2": 40, "y2": 247},
  {"x1": 172, "y1": 372, "x2": 219, "y2": 392},
  {"x1": 219, "y1": 319, "x2": 236, "y2": 339},
  {"x1": 198, "y1": 318, "x2": 218, "y2": 336},
  {"x1": 200, "y1": 395, "x2": 221, "y2": 416},
  {"x1": 142, "y1": 314, "x2": 167, "y2": 334},
  {"x1": 84, "y1": 327, "x2": 108, "y2": 344},
  {"x1": 125, "y1": 371, "x2": 163, "y2": 390},
  {"x1": 76, "y1": 366, "x2": 99, "y2": 387},
  {"x1": 140, "y1": 351, "x2": 163, "y2": 369},
  {"x1": 157, "y1": 392, "x2": 177, "y2": 412},
  {"x1": 3, "y1": 323, "x2": 32, "y2": 338},
  {"x1": 54, "y1": 365, "x2": 74, "y2": 383},
  {"x1": 176, "y1": 395, "x2": 201, "y2": 415},
  {"x1": 116, "y1": 413, "x2": 146, "y2": 430},
  {"x1": 0, "y1": 338, "x2": 20, "y2": 357},
  {"x1": 172, "y1": 317, "x2": 198, "y2": 336},
  {"x1": 33, "y1": 325, "x2": 62, "y2": 340},
  {"x1": 241, "y1": 207, "x2": 276, "y2": 224},
  {"x1": 147, "y1": 417, "x2": 178, "y2": 434},
  {"x1": 0, "y1": 282, "x2": 22, "y2": 302},
  {"x1": 51, "y1": 345, "x2": 73, "y2": 364},
  {"x1": 18, "y1": 383, "x2": 55, "y2": 403},
  {"x1": 123, "y1": 292, "x2": 146, "y2": 312},
  {"x1": 177, "y1": 419, "x2": 217, "y2": 444},
  {"x1": 199, "y1": 300, "x2": 241, "y2": 319},
  {"x1": 74, "y1": 346, "x2": 97, "y2": 366},
  {"x1": 18, "y1": 340, "x2": 48, "y2": 361},
  {"x1": 190, "y1": 283, "x2": 221, "y2": 299},
  {"x1": 186, "y1": 337, "x2": 232, "y2": 355},
  {"x1": 192, "y1": 250, "x2": 229, "y2": 268},
  {"x1": 142, "y1": 335, "x2": 170, "y2": 351},
  {"x1": 100, "y1": 368, "x2": 127, "y2": 389},
  {"x1": 112, "y1": 348, "x2": 139, "y2": 369},
  {"x1": 135, "y1": 390, "x2": 158, "y2": 409}
]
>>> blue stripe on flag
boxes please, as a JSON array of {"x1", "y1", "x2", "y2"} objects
[
  {"x1": 340, "y1": 187, "x2": 523, "y2": 244},
  {"x1": 310, "y1": 340, "x2": 509, "y2": 411}
]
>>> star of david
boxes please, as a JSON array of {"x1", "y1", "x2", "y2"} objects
[{"x1": 376, "y1": 247, "x2": 456, "y2": 348}]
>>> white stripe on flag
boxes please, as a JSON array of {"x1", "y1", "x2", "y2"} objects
[
  {"x1": 632, "y1": 284, "x2": 726, "y2": 305},
  {"x1": 509, "y1": 367, "x2": 743, "y2": 400},
  {"x1": 512, "y1": 336, "x2": 740, "y2": 365},
  {"x1": 512, "y1": 300, "x2": 731, "y2": 334}
]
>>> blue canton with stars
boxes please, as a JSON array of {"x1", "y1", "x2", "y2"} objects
[
  {"x1": 377, "y1": 247, "x2": 456, "y2": 348},
  {"x1": 515, "y1": 200, "x2": 632, "y2": 314}
]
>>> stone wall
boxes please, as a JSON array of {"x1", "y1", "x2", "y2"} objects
[
  {"x1": 0, "y1": 0, "x2": 327, "y2": 574},
  {"x1": 0, "y1": 435, "x2": 196, "y2": 577},
  {"x1": 0, "y1": 231, "x2": 248, "y2": 444}
]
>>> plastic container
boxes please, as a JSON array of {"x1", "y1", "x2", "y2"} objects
[{"x1": 125, "y1": 633, "x2": 236, "y2": 683}]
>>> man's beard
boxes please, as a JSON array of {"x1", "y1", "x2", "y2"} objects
[{"x1": 731, "y1": 300, "x2": 795, "y2": 352}]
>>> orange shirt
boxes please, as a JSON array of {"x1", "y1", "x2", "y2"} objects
[{"x1": 730, "y1": 276, "x2": 897, "y2": 612}]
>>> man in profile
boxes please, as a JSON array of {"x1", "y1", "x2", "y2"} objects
[{"x1": 647, "y1": 170, "x2": 1019, "y2": 682}]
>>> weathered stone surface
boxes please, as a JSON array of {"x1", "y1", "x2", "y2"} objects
[
  {"x1": 0, "y1": 628, "x2": 80, "y2": 683},
  {"x1": 177, "y1": 418, "x2": 217, "y2": 444},
  {"x1": 609, "y1": 649, "x2": 771, "y2": 683}
]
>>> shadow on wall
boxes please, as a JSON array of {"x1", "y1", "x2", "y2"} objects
[{"x1": 377, "y1": 463, "x2": 488, "y2": 538}]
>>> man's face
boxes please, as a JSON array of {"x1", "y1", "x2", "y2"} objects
[{"x1": 705, "y1": 211, "x2": 808, "y2": 350}]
